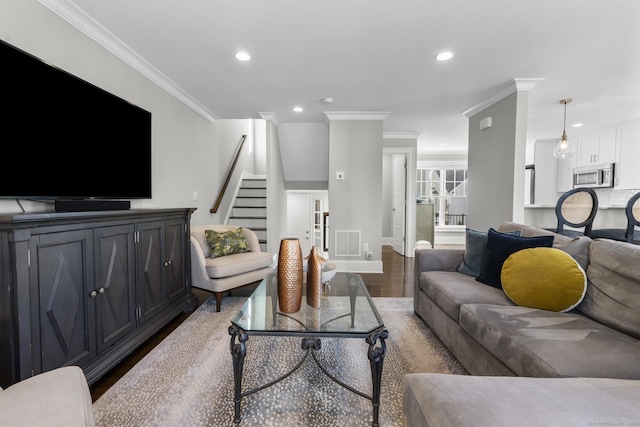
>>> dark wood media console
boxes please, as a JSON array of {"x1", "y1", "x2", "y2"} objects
[{"x1": 0, "y1": 208, "x2": 198, "y2": 388}]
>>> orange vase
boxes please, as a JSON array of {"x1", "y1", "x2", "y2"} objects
[
  {"x1": 306, "y1": 246, "x2": 323, "y2": 308},
  {"x1": 277, "y1": 238, "x2": 303, "y2": 313}
]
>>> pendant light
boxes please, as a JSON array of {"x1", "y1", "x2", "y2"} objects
[{"x1": 553, "y1": 99, "x2": 574, "y2": 159}]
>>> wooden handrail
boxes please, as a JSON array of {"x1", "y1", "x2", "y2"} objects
[{"x1": 210, "y1": 134, "x2": 247, "y2": 213}]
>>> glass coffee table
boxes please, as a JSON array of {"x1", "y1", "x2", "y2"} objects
[{"x1": 229, "y1": 272, "x2": 388, "y2": 426}]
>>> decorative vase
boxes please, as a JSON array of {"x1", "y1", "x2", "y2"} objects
[
  {"x1": 277, "y1": 238, "x2": 303, "y2": 313},
  {"x1": 306, "y1": 246, "x2": 323, "y2": 308}
]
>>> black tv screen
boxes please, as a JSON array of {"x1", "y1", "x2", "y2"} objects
[{"x1": 0, "y1": 39, "x2": 152, "y2": 201}]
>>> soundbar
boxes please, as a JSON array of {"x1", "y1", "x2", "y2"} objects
[{"x1": 55, "y1": 199, "x2": 131, "y2": 212}]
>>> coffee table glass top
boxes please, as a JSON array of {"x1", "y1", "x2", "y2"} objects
[{"x1": 231, "y1": 272, "x2": 384, "y2": 336}]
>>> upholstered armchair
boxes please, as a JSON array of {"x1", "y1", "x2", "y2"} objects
[{"x1": 190, "y1": 225, "x2": 274, "y2": 311}]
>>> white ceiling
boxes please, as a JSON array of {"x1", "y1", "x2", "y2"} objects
[{"x1": 51, "y1": 0, "x2": 640, "y2": 154}]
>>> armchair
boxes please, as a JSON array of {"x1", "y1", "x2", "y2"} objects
[{"x1": 190, "y1": 225, "x2": 274, "y2": 311}]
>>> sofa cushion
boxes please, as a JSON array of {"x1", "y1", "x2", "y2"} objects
[
  {"x1": 420, "y1": 271, "x2": 513, "y2": 322},
  {"x1": 205, "y1": 228, "x2": 250, "y2": 258},
  {"x1": 579, "y1": 239, "x2": 640, "y2": 340},
  {"x1": 501, "y1": 247, "x2": 587, "y2": 312},
  {"x1": 403, "y1": 373, "x2": 640, "y2": 427},
  {"x1": 459, "y1": 304, "x2": 640, "y2": 379},
  {"x1": 476, "y1": 228, "x2": 554, "y2": 289},
  {"x1": 205, "y1": 251, "x2": 273, "y2": 279},
  {"x1": 458, "y1": 228, "x2": 520, "y2": 277},
  {"x1": 497, "y1": 221, "x2": 592, "y2": 271}
]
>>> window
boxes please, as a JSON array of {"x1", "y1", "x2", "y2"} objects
[{"x1": 417, "y1": 167, "x2": 467, "y2": 226}]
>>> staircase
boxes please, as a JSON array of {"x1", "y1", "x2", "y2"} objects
[{"x1": 228, "y1": 177, "x2": 267, "y2": 251}]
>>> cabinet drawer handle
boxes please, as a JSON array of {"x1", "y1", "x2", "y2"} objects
[
  {"x1": 99, "y1": 287, "x2": 105, "y2": 294},
  {"x1": 90, "y1": 290, "x2": 97, "y2": 298},
  {"x1": 164, "y1": 260, "x2": 172, "y2": 266}
]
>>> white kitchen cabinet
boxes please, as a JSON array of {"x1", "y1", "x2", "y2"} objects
[
  {"x1": 615, "y1": 122, "x2": 640, "y2": 189},
  {"x1": 577, "y1": 130, "x2": 616, "y2": 166}
]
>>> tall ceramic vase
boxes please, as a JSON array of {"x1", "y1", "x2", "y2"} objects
[
  {"x1": 277, "y1": 238, "x2": 303, "y2": 313},
  {"x1": 306, "y1": 246, "x2": 323, "y2": 308}
]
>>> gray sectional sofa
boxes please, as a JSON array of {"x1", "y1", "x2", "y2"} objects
[{"x1": 404, "y1": 222, "x2": 640, "y2": 426}]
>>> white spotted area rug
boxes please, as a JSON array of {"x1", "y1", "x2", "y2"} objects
[{"x1": 93, "y1": 297, "x2": 467, "y2": 426}]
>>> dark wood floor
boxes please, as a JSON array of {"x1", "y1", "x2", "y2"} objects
[{"x1": 89, "y1": 245, "x2": 413, "y2": 401}]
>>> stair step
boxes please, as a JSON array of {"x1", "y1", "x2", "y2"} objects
[
  {"x1": 252, "y1": 229, "x2": 267, "y2": 240},
  {"x1": 242, "y1": 179, "x2": 267, "y2": 189},
  {"x1": 235, "y1": 197, "x2": 266, "y2": 207},
  {"x1": 238, "y1": 188, "x2": 266, "y2": 198},
  {"x1": 229, "y1": 217, "x2": 267, "y2": 228},
  {"x1": 232, "y1": 207, "x2": 266, "y2": 217}
]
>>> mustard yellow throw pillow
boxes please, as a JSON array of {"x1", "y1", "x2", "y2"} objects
[{"x1": 501, "y1": 247, "x2": 587, "y2": 312}]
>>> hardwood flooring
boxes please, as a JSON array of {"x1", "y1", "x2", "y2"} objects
[{"x1": 89, "y1": 244, "x2": 449, "y2": 402}]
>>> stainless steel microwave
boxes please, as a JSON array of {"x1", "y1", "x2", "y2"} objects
[{"x1": 573, "y1": 163, "x2": 615, "y2": 188}]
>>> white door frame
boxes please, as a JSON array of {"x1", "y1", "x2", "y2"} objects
[{"x1": 384, "y1": 146, "x2": 416, "y2": 257}]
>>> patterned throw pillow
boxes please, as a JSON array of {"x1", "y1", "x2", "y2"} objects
[{"x1": 205, "y1": 228, "x2": 250, "y2": 258}]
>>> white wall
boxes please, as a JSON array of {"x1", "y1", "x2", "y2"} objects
[
  {"x1": 277, "y1": 122, "x2": 329, "y2": 190},
  {"x1": 328, "y1": 119, "x2": 383, "y2": 272},
  {"x1": 467, "y1": 91, "x2": 529, "y2": 231},
  {"x1": 263, "y1": 120, "x2": 288, "y2": 254}
]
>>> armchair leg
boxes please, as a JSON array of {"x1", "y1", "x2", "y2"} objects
[{"x1": 214, "y1": 292, "x2": 223, "y2": 312}]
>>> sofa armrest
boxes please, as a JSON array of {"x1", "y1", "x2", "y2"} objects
[
  {"x1": 414, "y1": 249, "x2": 465, "y2": 298},
  {"x1": 190, "y1": 236, "x2": 212, "y2": 291},
  {"x1": 0, "y1": 366, "x2": 95, "y2": 426},
  {"x1": 415, "y1": 249, "x2": 464, "y2": 273}
]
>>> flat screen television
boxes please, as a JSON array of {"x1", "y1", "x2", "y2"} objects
[{"x1": 0, "y1": 39, "x2": 152, "y2": 210}]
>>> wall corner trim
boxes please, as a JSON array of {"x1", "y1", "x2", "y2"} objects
[{"x1": 460, "y1": 78, "x2": 545, "y2": 118}]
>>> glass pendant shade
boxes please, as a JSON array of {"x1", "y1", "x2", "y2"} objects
[
  {"x1": 553, "y1": 131, "x2": 574, "y2": 159},
  {"x1": 553, "y1": 99, "x2": 573, "y2": 159}
]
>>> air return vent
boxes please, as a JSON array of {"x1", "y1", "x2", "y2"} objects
[{"x1": 335, "y1": 230, "x2": 361, "y2": 256}]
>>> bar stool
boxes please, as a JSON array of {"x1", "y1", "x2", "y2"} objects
[
  {"x1": 550, "y1": 187, "x2": 599, "y2": 238},
  {"x1": 590, "y1": 191, "x2": 640, "y2": 244}
]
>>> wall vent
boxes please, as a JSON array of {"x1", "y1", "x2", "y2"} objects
[{"x1": 335, "y1": 230, "x2": 361, "y2": 256}]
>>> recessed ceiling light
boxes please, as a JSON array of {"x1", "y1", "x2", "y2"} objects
[
  {"x1": 235, "y1": 51, "x2": 251, "y2": 61},
  {"x1": 572, "y1": 123, "x2": 584, "y2": 128},
  {"x1": 293, "y1": 106, "x2": 303, "y2": 112},
  {"x1": 440, "y1": 142, "x2": 448, "y2": 146},
  {"x1": 436, "y1": 51, "x2": 454, "y2": 61}
]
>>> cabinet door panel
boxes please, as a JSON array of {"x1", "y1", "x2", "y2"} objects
[
  {"x1": 34, "y1": 230, "x2": 93, "y2": 372},
  {"x1": 137, "y1": 221, "x2": 165, "y2": 323},
  {"x1": 165, "y1": 219, "x2": 186, "y2": 302},
  {"x1": 95, "y1": 225, "x2": 136, "y2": 353}
]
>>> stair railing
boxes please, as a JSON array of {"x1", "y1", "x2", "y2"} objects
[{"x1": 211, "y1": 134, "x2": 247, "y2": 213}]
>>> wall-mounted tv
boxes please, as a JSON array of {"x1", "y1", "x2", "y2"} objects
[{"x1": 0, "y1": 39, "x2": 152, "y2": 209}]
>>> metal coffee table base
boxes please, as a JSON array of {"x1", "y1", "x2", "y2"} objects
[{"x1": 228, "y1": 324, "x2": 388, "y2": 427}]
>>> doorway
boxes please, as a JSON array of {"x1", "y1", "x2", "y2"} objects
[{"x1": 391, "y1": 154, "x2": 406, "y2": 255}]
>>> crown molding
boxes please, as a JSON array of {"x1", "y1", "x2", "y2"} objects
[
  {"x1": 383, "y1": 132, "x2": 421, "y2": 139},
  {"x1": 324, "y1": 111, "x2": 390, "y2": 121},
  {"x1": 258, "y1": 112, "x2": 280, "y2": 126},
  {"x1": 39, "y1": 0, "x2": 219, "y2": 123},
  {"x1": 461, "y1": 78, "x2": 544, "y2": 118}
]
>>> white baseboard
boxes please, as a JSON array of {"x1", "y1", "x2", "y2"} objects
[{"x1": 332, "y1": 260, "x2": 383, "y2": 274}]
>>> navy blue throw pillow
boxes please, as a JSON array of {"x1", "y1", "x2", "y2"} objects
[
  {"x1": 476, "y1": 228, "x2": 554, "y2": 289},
  {"x1": 458, "y1": 228, "x2": 521, "y2": 277}
]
